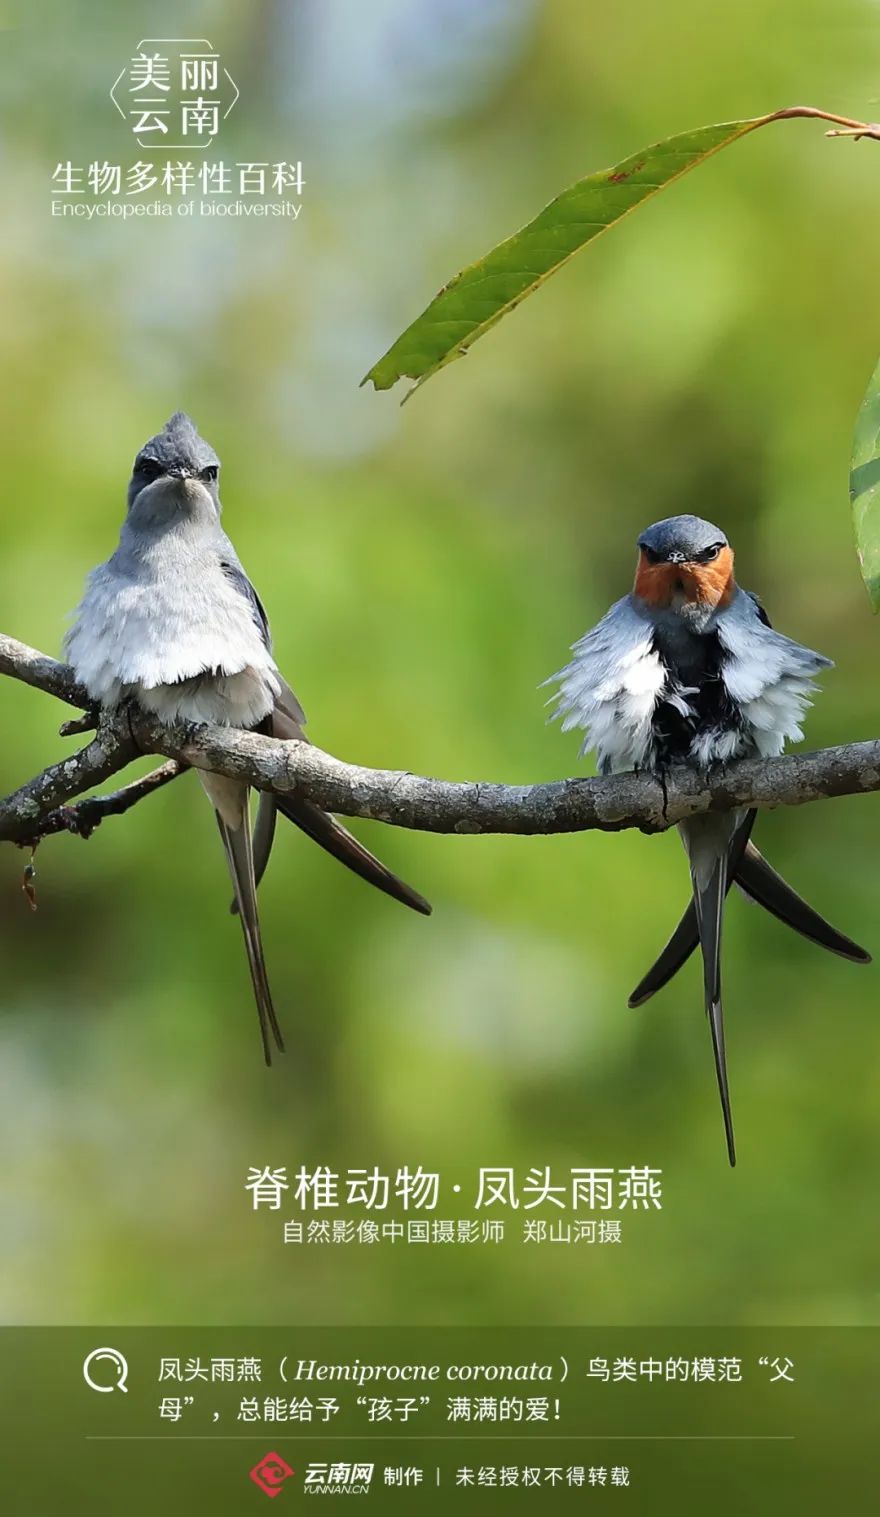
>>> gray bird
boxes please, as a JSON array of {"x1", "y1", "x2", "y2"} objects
[
  {"x1": 66, "y1": 412, "x2": 430, "y2": 1063},
  {"x1": 548, "y1": 514, "x2": 869, "y2": 1165}
]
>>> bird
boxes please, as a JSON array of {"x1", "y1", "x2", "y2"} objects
[
  {"x1": 548, "y1": 513, "x2": 869, "y2": 1166},
  {"x1": 65, "y1": 411, "x2": 431, "y2": 1064}
]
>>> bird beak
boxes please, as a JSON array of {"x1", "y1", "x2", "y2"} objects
[
  {"x1": 667, "y1": 550, "x2": 686, "y2": 564},
  {"x1": 166, "y1": 466, "x2": 188, "y2": 480}
]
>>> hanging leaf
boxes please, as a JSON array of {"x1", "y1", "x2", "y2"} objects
[
  {"x1": 851, "y1": 355, "x2": 880, "y2": 611},
  {"x1": 364, "y1": 107, "x2": 879, "y2": 400}
]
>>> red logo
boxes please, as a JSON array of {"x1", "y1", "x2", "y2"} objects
[{"x1": 250, "y1": 1452, "x2": 295, "y2": 1498}]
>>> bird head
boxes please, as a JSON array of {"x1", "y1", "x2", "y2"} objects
[
  {"x1": 634, "y1": 515, "x2": 734, "y2": 611},
  {"x1": 127, "y1": 412, "x2": 221, "y2": 524}
]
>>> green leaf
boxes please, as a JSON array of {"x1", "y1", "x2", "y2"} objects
[
  {"x1": 363, "y1": 106, "x2": 876, "y2": 400},
  {"x1": 850, "y1": 355, "x2": 880, "y2": 611}
]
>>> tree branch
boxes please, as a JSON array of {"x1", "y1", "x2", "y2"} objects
[
  {"x1": 1, "y1": 725, "x2": 139, "y2": 844},
  {"x1": 0, "y1": 633, "x2": 92, "y2": 711},
  {"x1": 26, "y1": 761, "x2": 184, "y2": 842},
  {"x1": 0, "y1": 633, "x2": 878, "y2": 847}
]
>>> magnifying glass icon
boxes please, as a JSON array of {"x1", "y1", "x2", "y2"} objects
[{"x1": 83, "y1": 1347, "x2": 129, "y2": 1394}]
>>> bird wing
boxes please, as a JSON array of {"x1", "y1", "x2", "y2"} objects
[
  {"x1": 736, "y1": 843, "x2": 870, "y2": 963},
  {"x1": 218, "y1": 560, "x2": 299, "y2": 895},
  {"x1": 716, "y1": 588, "x2": 832, "y2": 758},
  {"x1": 222, "y1": 563, "x2": 430, "y2": 915},
  {"x1": 267, "y1": 702, "x2": 431, "y2": 915},
  {"x1": 220, "y1": 557, "x2": 273, "y2": 647},
  {"x1": 547, "y1": 595, "x2": 666, "y2": 773},
  {"x1": 628, "y1": 811, "x2": 756, "y2": 1006},
  {"x1": 628, "y1": 815, "x2": 869, "y2": 1007}
]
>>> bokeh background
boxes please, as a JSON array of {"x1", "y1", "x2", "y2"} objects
[{"x1": 1, "y1": 0, "x2": 878, "y2": 1329}]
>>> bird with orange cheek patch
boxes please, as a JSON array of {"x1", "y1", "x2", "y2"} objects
[{"x1": 547, "y1": 514, "x2": 869, "y2": 1167}]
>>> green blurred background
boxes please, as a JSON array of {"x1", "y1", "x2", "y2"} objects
[{"x1": 0, "y1": 0, "x2": 878, "y2": 1330}]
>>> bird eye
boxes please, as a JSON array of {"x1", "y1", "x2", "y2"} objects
[
  {"x1": 137, "y1": 457, "x2": 162, "y2": 481},
  {"x1": 701, "y1": 542, "x2": 724, "y2": 562},
  {"x1": 641, "y1": 545, "x2": 661, "y2": 565},
  {"x1": 199, "y1": 465, "x2": 219, "y2": 483}
]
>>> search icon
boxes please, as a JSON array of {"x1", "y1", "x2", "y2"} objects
[{"x1": 83, "y1": 1347, "x2": 129, "y2": 1394}]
